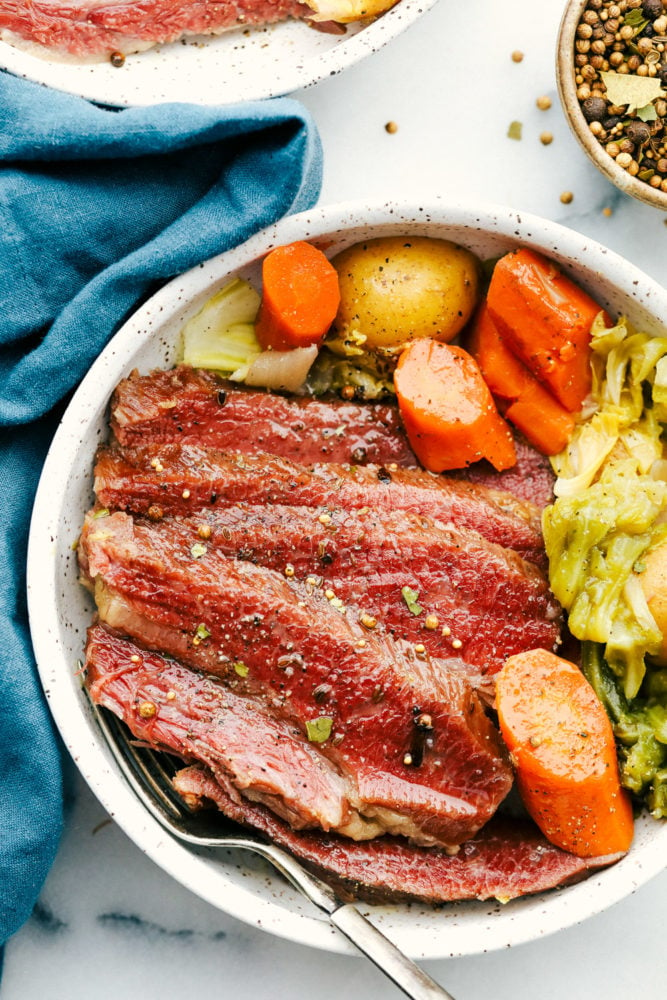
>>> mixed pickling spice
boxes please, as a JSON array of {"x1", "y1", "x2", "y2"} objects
[{"x1": 574, "y1": 0, "x2": 667, "y2": 191}]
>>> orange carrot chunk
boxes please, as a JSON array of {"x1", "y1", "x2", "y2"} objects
[
  {"x1": 255, "y1": 241, "x2": 340, "y2": 351},
  {"x1": 486, "y1": 248, "x2": 603, "y2": 413},
  {"x1": 394, "y1": 339, "x2": 517, "y2": 473},
  {"x1": 496, "y1": 648, "x2": 634, "y2": 859},
  {"x1": 504, "y1": 378, "x2": 576, "y2": 456},
  {"x1": 466, "y1": 303, "x2": 575, "y2": 456},
  {"x1": 466, "y1": 301, "x2": 531, "y2": 401}
]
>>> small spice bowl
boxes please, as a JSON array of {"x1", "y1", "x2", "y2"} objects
[{"x1": 556, "y1": 0, "x2": 667, "y2": 210}]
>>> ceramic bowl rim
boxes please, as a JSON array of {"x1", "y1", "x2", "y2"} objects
[{"x1": 27, "y1": 197, "x2": 667, "y2": 960}]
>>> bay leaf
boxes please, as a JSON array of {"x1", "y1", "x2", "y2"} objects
[
  {"x1": 637, "y1": 102, "x2": 658, "y2": 122},
  {"x1": 600, "y1": 71, "x2": 665, "y2": 114}
]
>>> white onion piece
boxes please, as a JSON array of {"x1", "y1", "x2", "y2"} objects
[{"x1": 241, "y1": 346, "x2": 319, "y2": 392}]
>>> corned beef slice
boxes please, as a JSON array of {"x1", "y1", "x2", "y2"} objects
[
  {"x1": 451, "y1": 434, "x2": 556, "y2": 510},
  {"x1": 85, "y1": 626, "x2": 354, "y2": 833},
  {"x1": 110, "y1": 367, "x2": 418, "y2": 468},
  {"x1": 0, "y1": 0, "x2": 310, "y2": 59},
  {"x1": 86, "y1": 630, "x2": 617, "y2": 901},
  {"x1": 110, "y1": 367, "x2": 556, "y2": 508},
  {"x1": 173, "y1": 764, "x2": 622, "y2": 904},
  {"x1": 81, "y1": 513, "x2": 514, "y2": 848},
  {"x1": 82, "y1": 503, "x2": 561, "y2": 684},
  {"x1": 94, "y1": 444, "x2": 545, "y2": 565}
]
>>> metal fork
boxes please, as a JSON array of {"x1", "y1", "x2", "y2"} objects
[{"x1": 91, "y1": 704, "x2": 456, "y2": 1000}]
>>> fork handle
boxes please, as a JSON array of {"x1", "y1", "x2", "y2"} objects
[{"x1": 330, "y1": 903, "x2": 456, "y2": 1000}]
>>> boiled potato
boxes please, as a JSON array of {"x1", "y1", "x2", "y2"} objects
[
  {"x1": 331, "y1": 236, "x2": 480, "y2": 351},
  {"x1": 641, "y1": 541, "x2": 667, "y2": 664},
  {"x1": 306, "y1": 0, "x2": 396, "y2": 22}
]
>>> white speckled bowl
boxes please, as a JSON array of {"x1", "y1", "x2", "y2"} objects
[
  {"x1": 27, "y1": 199, "x2": 667, "y2": 959},
  {"x1": 0, "y1": 0, "x2": 435, "y2": 108},
  {"x1": 556, "y1": 0, "x2": 667, "y2": 212}
]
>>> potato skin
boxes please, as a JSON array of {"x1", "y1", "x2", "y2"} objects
[
  {"x1": 331, "y1": 236, "x2": 481, "y2": 351},
  {"x1": 641, "y1": 541, "x2": 667, "y2": 664}
]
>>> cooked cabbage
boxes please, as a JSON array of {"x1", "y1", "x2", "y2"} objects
[
  {"x1": 181, "y1": 278, "x2": 261, "y2": 376},
  {"x1": 544, "y1": 316, "x2": 667, "y2": 813}
]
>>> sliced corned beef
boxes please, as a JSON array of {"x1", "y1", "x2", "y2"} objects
[{"x1": 81, "y1": 513, "x2": 514, "y2": 848}]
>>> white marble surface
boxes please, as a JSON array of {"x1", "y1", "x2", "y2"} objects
[{"x1": 4, "y1": 0, "x2": 667, "y2": 998}]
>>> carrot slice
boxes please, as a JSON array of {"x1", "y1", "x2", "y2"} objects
[
  {"x1": 504, "y1": 379, "x2": 576, "y2": 456},
  {"x1": 394, "y1": 339, "x2": 517, "y2": 473},
  {"x1": 255, "y1": 241, "x2": 340, "y2": 351},
  {"x1": 466, "y1": 301, "x2": 531, "y2": 400},
  {"x1": 496, "y1": 648, "x2": 634, "y2": 858},
  {"x1": 466, "y1": 303, "x2": 575, "y2": 455},
  {"x1": 486, "y1": 249, "x2": 603, "y2": 413}
]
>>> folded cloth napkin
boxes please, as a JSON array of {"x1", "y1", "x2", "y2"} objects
[{"x1": 0, "y1": 69, "x2": 322, "y2": 955}]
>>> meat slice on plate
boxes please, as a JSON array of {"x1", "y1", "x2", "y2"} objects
[
  {"x1": 110, "y1": 367, "x2": 418, "y2": 468},
  {"x1": 110, "y1": 367, "x2": 557, "y2": 508},
  {"x1": 85, "y1": 626, "x2": 353, "y2": 833},
  {"x1": 450, "y1": 434, "x2": 556, "y2": 510},
  {"x1": 86, "y1": 627, "x2": 621, "y2": 902},
  {"x1": 80, "y1": 504, "x2": 561, "y2": 686},
  {"x1": 80, "y1": 512, "x2": 514, "y2": 848},
  {"x1": 173, "y1": 764, "x2": 625, "y2": 904},
  {"x1": 0, "y1": 0, "x2": 311, "y2": 61},
  {"x1": 94, "y1": 444, "x2": 546, "y2": 565}
]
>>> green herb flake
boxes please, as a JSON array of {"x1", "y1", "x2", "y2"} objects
[
  {"x1": 401, "y1": 586, "x2": 423, "y2": 615},
  {"x1": 624, "y1": 9, "x2": 648, "y2": 32},
  {"x1": 195, "y1": 623, "x2": 211, "y2": 641},
  {"x1": 233, "y1": 661, "x2": 249, "y2": 677},
  {"x1": 190, "y1": 542, "x2": 207, "y2": 559},
  {"x1": 306, "y1": 717, "x2": 333, "y2": 743},
  {"x1": 507, "y1": 120, "x2": 523, "y2": 141},
  {"x1": 634, "y1": 560, "x2": 647, "y2": 574},
  {"x1": 93, "y1": 508, "x2": 110, "y2": 519}
]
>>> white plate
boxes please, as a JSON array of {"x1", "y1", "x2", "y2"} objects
[
  {"x1": 0, "y1": 0, "x2": 433, "y2": 107},
  {"x1": 27, "y1": 199, "x2": 667, "y2": 960}
]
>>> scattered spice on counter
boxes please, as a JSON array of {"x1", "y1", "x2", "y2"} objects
[
  {"x1": 508, "y1": 120, "x2": 523, "y2": 139},
  {"x1": 385, "y1": 121, "x2": 399, "y2": 134},
  {"x1": 573, "y1": 0, "x2": 667, "y2": 193},
  {"x1": 512, "y1": 50, "x2": 525, "y2": 62},
  {"x1": 603, "y1": 204, "x2": 614, "y2": 214},
  {"x1": 537, "y1": 95, "x2": 553, "y2": 109},
  {"x1": 541, "y1": 131, "x2": 554, "y2": 144},
  {"x1": 560, "y1": 190, "x2": 575, "y2": 203}
]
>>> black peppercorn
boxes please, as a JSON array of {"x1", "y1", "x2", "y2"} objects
[
  {"x1": 603, "y1": 116, "x2": 622, "y2": 130},
  {"x1": 582, "y1": 95, "x2": 608, "y2": 122},
  {"x1": 625, "y1": 121, "x2": 651, "y2": 145},
  {"x1": 641, "y1": 0, "x2": 662, "y2": 18}
]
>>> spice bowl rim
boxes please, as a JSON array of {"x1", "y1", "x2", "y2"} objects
[{"x1": 556, "y1": 0, "x2": 667, "y2": 211}]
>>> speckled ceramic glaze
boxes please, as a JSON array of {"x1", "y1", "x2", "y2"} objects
[
  {"x1": 0, "y1": 0, "x2": 435, "y2": 107},
  {"x1": 556, "y1": 0, "x2": 667, "y2": 212},
  {"x1": 27, "y1": 200, "x2": 667, "y2": 960}
]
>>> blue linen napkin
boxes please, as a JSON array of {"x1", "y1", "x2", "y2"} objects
[{"x1": 0, "y1": 69, "x2": 322, "y2": 952}]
